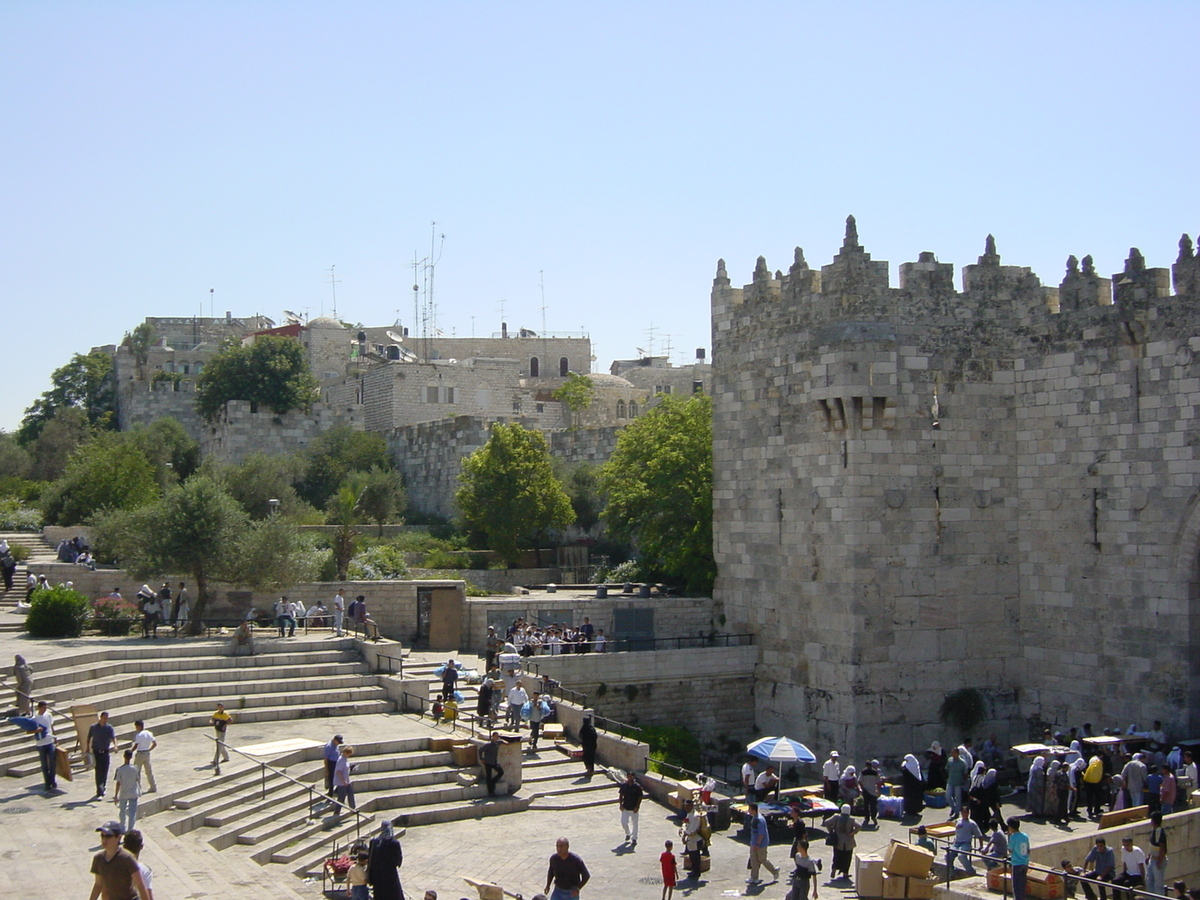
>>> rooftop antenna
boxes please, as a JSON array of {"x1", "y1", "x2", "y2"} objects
[
  {"x1": 645, "y1": 323, "x2": 658, "y2": 359},
  {"x1": 539, "y1": 269, "x2": 548, "y2": 358},
  {"x1": 663, "y1": 333, "x2": 674, "y2": 362},
  {"x1": 327, "y1": 265, "x2": 340, "y2": 319},
  {"x1": 499, "y1": 298, "x2": 507, "y2": 334},
  {"x1": 209, "y1": 288, "x2": 214, "y2": 319}
]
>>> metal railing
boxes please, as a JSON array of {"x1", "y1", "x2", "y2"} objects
[
  {"x1": 515, "y1": 632, "x2": 754, "y2": 656},
  {"x1": 204, "y1": 735, "x2": 371, "y2": 842},
  {"x1": 642, "y1": 757, "x2": 730, "y2": 787},
  {"x1": 372, "y1": 652, "x2": 405, "y2": 677},
  {"x1": 932, "y1": 843, "x2": 1163, "y2": 900}
]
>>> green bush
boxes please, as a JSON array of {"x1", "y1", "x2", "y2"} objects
[
  {"x1": 348, "y1": 542, "x2": 411, "y2": 580},
  {"x1": 8, "y1": 544, "x2": 30, "y2": 563},
  {"x1": 642, "y1": 724, "x2": 702, "y2": 774},
  {"x1": 0, "y1": 476, "x2": 43, "y2": 504},
  {"x1": 420, "y1": 548, "x2": 469, "y2": 569},
  {"x1": 25, "y1": 585, "x2": 91, "y2": 638},
  {"x1": 0, "y1": 499, "x2": 43, "y2": 532},
  {"x1": 91, "y1": 594, "x2": 140, "y2": 636}
]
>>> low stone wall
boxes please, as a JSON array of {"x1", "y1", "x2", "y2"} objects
[
  {"x1": 27, "y1": 564, "x2": 463, "y2": 646},
  {"x1": 528, "y1": 645, "x2": 758, "y2": 746},
  {"x1": 1029, "y1": 804, "x2": 1200, "y2": 891},
  {"x1": 410, "y1": 568, "x2": 557, "y2": 596}
]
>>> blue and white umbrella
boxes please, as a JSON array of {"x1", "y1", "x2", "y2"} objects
[{"x1": 746, "y1": 735, "x2": 817, "y2": 764}]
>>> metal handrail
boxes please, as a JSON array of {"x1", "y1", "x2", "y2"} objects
[
  {"x1": 372, "y1": 652, "x2": 405, "y2": 677},
  {"x1": 515, "y1": 632, "x2": 755, "y2": 657},
  {"x1": 203, "y1": 735, "x2": 371, "y2": 841},
  {"x1": 642, "y1": 756, "x2": 729, "y2": 786}
]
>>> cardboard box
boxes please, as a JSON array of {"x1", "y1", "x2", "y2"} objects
[
  {"x1": 882, "y1": 872, "x2": 908, "y2": 899},
  {"x1": 1027, "y1": 871, "x2": 1063, "y2": 900},
  {"x1": 987, "y1": 866, "x2": 1011, "y2": 892},
  {"x1": 908, "y1": 876, "x2": 936, "y2": 900},
  {"x1": 884, "y1": 841, "x2": 935, "y2": 879},
  {"x1": 856, "y1": 853, "x2": 886, "y2": 899}
]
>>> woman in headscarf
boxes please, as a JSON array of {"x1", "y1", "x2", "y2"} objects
[
  {"x1": 1044, "y1": 759, "x2": 1062, "y2": 820},
  {"x1": 1027, "y1": 756, "x2": 1047, "y2": 816},
  {"x1": 927, "y1": 741, "x2": 948, "y2": 791},
  {"x1": 1051, "y1": 759, "x2": 1071, "y2": 824},
  {"x1": 1110, "y1": 773, "x2": 1126, "y2": 811},
  {"x1": 901, "y1": 753, "x2": 924, "y2": 817},
  {"x1": 821, "y1": 803, "x2": 860, "y2": 880},
  {"x1": 981, "y1": 768, "x2": 1003, "y2": 823},
  {"x1": 579, "y1": 715, "x2": 598, "y2": 777},
  {"x1": 367, "y1": 819, "x2": 404, "y2": 900},
  {"x1": 1067, "y1": 757, "x2": 1086, "y2": 817},
  {"x1": 966, "y1": 762, "x2": 990, "y2": 831},
  {"x1": 839, "y1": 765, "x2": 861, "y2": 807}
]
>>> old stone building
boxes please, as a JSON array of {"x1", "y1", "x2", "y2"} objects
[{"x1": 711, "y1": 217, "x2": 1200, "y2": 759}]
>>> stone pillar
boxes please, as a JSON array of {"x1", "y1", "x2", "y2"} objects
[{"x1": 496, "y1": 735, "x2": 523, "y2": 794}]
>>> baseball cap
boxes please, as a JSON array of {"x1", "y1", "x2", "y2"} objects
[{"x1": 96, "y1": 821, "x2": 125, "y2": 836}]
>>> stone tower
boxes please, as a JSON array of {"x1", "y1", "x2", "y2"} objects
[{"x1": 712, "y1": 218, "x2": 1200, "y2": 758}]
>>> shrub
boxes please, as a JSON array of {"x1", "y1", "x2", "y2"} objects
[
  {"x1": 641, "y1": 724, "x2": 703, "y2": 774},
  {"x1": 348, "y1": 543, "x2": 411, "y2": 580},
  {"x1": 0, "y1": 499, "x2": 43, "y2": 532},
  {"x1": 940, "y1": 687, "x2": 987, "y2": 736},
  {"x1": 9, "y1": 544, "x2": 30, "y2": 563},
  {"x1": 25, "y1": 585, "x2": 91, "y2": 638},
  {"x1": 595, "y1": 558, "x2": 642, "y2": 584},
  {"x1": 421, "y1": 548, "x2": 469, "y2": 569},
  {"x1": 91, "y1": 594, "x2": 140, "y2": 636}
]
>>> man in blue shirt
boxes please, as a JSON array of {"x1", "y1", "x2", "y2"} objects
[
  {"x1": 323, "y1": 734, "x2": 343, "y2": 794},
  {"x1": 1007, "y1": 817, "x2": 1031, "y2": 900},
  {"x1": 747, "y1": 802, "x2": 780, "y2": 884},
  {"x1": 1079, "y1": 837, "x2": 1115, "y2": 900}
]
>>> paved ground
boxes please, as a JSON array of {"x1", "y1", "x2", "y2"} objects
[{"x1": 0, "y1": 610, "x2": 1097, "y2": 900}]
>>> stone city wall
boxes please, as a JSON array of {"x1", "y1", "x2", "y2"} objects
[
  {"x1": 712, "y1": 220, "x2": 1200, "y2": 760},
  {"x1": 200, "y1": 399, "x2": 362, "y2": 466}
]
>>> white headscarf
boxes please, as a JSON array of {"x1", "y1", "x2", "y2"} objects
[
  {"x1": 903, "y1": 754, "x2": 921, "y2": 778},
  {"x1": 970, "y1": 761, "x2": 986, "y2": 787}
]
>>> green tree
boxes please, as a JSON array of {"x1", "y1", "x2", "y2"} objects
[
  {"x1": 556, "y1": 460, "x2": 603, "y2": 532},
  {"x1": 209, "y1": 452, "x2": 310, "y2": 519},
  {"x1": 358, "y1": 466, "x2": 407, "y2": 536},
  {"x1": 94, "y1": 475, "x2": 318, "y2": 635},
  {"x1": 552, "y1": 372, "x2": 595, "y2": 429},
  {"x1": 456, "y1": 423, "x2": 574, "y2": 567},
  {"x1": 18, "y1": 350, "x2": 115, "y2": 444},
  {"x1": 194, "y1": 335, "x2": 319, "y2": 421},
  {"x1": 0, "y1": 432, "x2": 32, "y2": 480},
  {"x1": 326, "y1": 474, "x2": 367, "y2": 581},
  {"x1": 40, "y1": 433, "x2": 160, "y2": 525},
  {"x1": 121, "y1": 321, "x2": 157, "y2": 380},
  {"x1": 126, "y1": 418, "x2": 200, "y2": 486},
  {"x1": 600, "y1": 393, "x2": 714, "y2": 594},
  {"x1": 297, "y1": 426, "x2": 391, "y2": 509},
  {"x1": 27, "y1": 408, "x2": 93, "y2": 481}
]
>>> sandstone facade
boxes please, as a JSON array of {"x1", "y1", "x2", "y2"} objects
[{"x1": 711, "y1": 218, "x2": 1200, "y2": 759}]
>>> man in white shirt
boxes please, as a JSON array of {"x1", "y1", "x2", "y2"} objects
[
  {"x1": 129, "y1": 720, "x2": 158, "y2": 792},
  {"x1": 1113, "y1": 837, "x2": 1146, "y2": 898},
  {"x1": 333, "y1": 589, "x2": 346, "y2": 636},
  {"x1": 823, "y1": 751, "x2": 842, "y2": 801},
  {"x1": 32, "y1": 700, "x2": 57, "y2": 792},
  {"x1": 755, "y1": 764, "x2": 780, "y2": 801},
  {"x1": 507, "y1": 683, "x2": 528, "y2": 728}
]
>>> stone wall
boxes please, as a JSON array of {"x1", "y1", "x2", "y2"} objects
[
  {"x1": 528, "y1": 646, "x2": 758, "y2": 745},
  {"x1": 711, "y1": 219, "x2": 1200, "y2": 760},
  {"x1": 200, "y1": 399, "x2": 362, "y2": 465}
]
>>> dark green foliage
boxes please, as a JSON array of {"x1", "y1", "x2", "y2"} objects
[
  {"x1": 358, "y1": 466, "x2": 406, "y2": 536},
  {"x1": 27, "y1": 408, "x2": 93, "y2": 481},
  {"x1": 126, "y1": 418, "x2": 200, "y2": 484},
  {"x1": 600, "y1": 394, "x2": 714, "y2": 594},
  {"x1": 26, "y1": 585, "x2": 91, "y2": 638},
  {"x1": 297, "y1": 426, "x2": 391, "y2": 509},
  {"x1": 41, "y1": 434, "x2": 161, "y2": 526},
  {"x1": 195, "y1": 335, "x2": 319, "y2": 422},
  {"x1": 939, "y1": 688, "x2": 987, "y2": 737},
  {"x1": 642, "y1": 725, "x2": 703, "y2": 774},
  {"x1": 455, "y1": 423, "x2": 574, "y2": 567},
  {"x1": 211, "y1": 452, "x2": 310, "y2": 519},
  {"x1": 558, "y1": 461, "x2": 602, "y2": 531},
  {"x1": 18, "y1": 350, "x2": 116, "y2": 445}
]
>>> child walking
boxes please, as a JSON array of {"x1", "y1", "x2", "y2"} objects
[{"x1": 660, "y1": 839, "x2": 679, "y2": 900}]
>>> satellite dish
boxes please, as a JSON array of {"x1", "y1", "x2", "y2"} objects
[{"x1": 386, "y1": 330, "x2": 405, "y2": 343}]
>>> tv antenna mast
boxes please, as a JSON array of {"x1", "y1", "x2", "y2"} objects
[
  {"x1": 326, "y1": 265, "x2": 341, "y2": 319},
  {"x1": 411, "y1": 223, "x2": 444, "y2": 360}
]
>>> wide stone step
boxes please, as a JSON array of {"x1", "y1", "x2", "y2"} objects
[{"x1": 259, "y1": 811, "x2": 377, "y2": 864}]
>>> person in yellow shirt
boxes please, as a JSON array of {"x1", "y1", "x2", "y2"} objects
[
  {"x1": 1083, "y1": 755, "x2": 1105, "y2": 818},
  {"x1": 210, "y1": 703, "x2": 232, "y2": 774}
]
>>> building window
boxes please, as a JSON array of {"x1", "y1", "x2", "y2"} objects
[
  {"x1": 536, "y1": 403, "x2": 545, "y2": 413},
  {"x1": 617, "y1": 400, "x2": 626, "y2": 418},
  {"x1": 513, "y1": 399, "x2": 523, "y2": 414},
  {"x1": 445, "y1": 387, "x2": 455, "y2": 404},
  {"x1": 629, "y1": 401, "x2": 638, "y2": 417},
  {"x1": 559, "y1": 357, "x2": 569, "y2": 376},
  {"x1": 530, "y1": 357, "x2": 540, "y2": 377},
  {"x1": 426, "y1": 386, "x2": 439, "y2": 403},
  {"x1": 663, "y1": 384, "x2": 672, "y2": 394}
]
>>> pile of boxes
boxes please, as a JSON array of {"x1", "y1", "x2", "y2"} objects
[
  {"x1": 985, "y1": 867, "x2": 1064, "y2": 899},
  {"x1": 857, "y1": 841, "x2": 937, "y2": 900}
]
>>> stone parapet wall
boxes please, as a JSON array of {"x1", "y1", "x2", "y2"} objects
[
  {"x1": 529, "y1": 646, "x2": 758, "y2": 745},
  {"x1": 200, "y1": 400, "x2": 362, "y2": 466}
]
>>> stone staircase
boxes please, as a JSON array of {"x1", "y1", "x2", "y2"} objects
[
  {"x1": 0, "y1": 638, "x2": 390, "y2": 778},
  {"x1": 0, "y1": 531, "x2": 53, "y2": 630}
]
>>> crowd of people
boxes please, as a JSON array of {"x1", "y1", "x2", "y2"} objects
[{"x1": 489, "y1": 617, "x2": 609, "y2": 658}]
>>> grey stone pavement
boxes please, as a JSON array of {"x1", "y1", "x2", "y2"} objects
[{"x1": 0, "y1": 613, "x2": 1082, "y2": 899}]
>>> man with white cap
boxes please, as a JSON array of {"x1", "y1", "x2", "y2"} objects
[{"x1": 823, "y1": 751, "x2": 842, "y2": 801}]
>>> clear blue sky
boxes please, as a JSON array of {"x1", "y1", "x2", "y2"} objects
[{"x1": 3, "y1": 1, "x2": 1197, "y2": 432}]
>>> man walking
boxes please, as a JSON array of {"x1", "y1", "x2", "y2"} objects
[
  {"x1": 747, "y1": 801, "x2": 779, "y2": 884},
  {"x1": 323, "y1": 734, "x2": 344, "y2": 794},
  {"x1": 544, "y1": 837, "x2": 590, "y2": 900},
  {"x1": 129, "y1": 720, "x2": 157, "y2": 793},
  {"x1": 479, "y1": 731, "x2": 505, "y2": 797},
  {"x1": 947, "y1": 807, "x2": 983, "y2": 877},
  {"x1": 88, "y1": 710, "x2": 118, "y2": 799},
  {"x1": 210, "y1": 703, "x2": 232, "y2": 773},
  {"x1": 113, "y1": 750, "x2": 141, "y2": 832},
  {"x1": 333, "y1": 588, "x2": 346, "y2": 636},
  {"x1": 946, "y1": 746, "x2": 968, "y2": 818},
  {"x1": 441, "y1": 658, "x2": 459, "y2": 700},
  {"x1": 822, "y1": 751, "x2": 841, "y2": 801},
  {"x1": 32, "y1": 699, "x2": 57, "y2": 793},
  {"x1": 88, "y1": 820, "x2": 150, "y2": 900},
  {"x1": 485, "y1": 625, "x2": 503, "y2": 671},
  {"x1": 618, "y1": 771, "x2": 643, "y2": 846}
]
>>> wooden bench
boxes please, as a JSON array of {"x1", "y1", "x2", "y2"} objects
[{"x1": 1097, "y1": 805, "x2": 1148, "y2": 830}]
